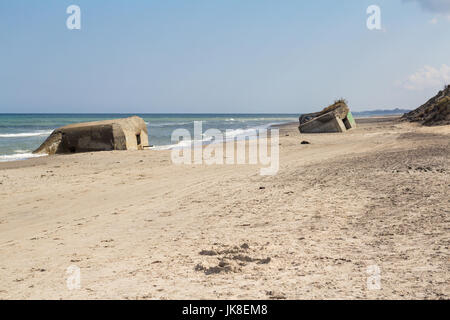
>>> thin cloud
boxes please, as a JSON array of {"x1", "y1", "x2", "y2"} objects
[
  {"x1": 429, "y1": 17, "x2": 438, "y2": 23},
  {"x1": 400, "y1": 64, "x2": 450, "y2": 91}
]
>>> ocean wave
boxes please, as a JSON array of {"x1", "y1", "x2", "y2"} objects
[
  {"x1": 148, "y1": 121, "x2": 194, "y2": 128},
  {"x1": 152, "y1": 125, "x2": 272, "y2": 150},
  {"x1": 235, "y1": 118, "x2": 296, "y2": 122},
  {"x1": 152, "y1": 136, "x2": 213, "y2": 150},
  {"x1": 0, "y1": 130, "x2": 53, "y2": 138},
  {"x1": 222, "y1": 127, "x2": 259, "y2": 139},
  {"x1": 0, "y1": 153, "x2": 47, "y2": 162}
]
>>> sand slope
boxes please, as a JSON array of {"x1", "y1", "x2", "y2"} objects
[{"x1": 0, "y1": 117, "x2": 449, "y2": 299}]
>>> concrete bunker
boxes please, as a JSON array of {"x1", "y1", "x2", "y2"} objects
[
  {"x1": 299, "y1": 100, "x2": 356, "y2": 133},
  {"x1": 33, "y1": 116, "x2": 149, "y2": 155}
]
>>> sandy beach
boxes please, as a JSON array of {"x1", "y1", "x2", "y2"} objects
[{"x1": 0, "y1": 117, "x2": 449, "y2": 300}]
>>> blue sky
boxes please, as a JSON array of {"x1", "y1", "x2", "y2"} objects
[{"x1": 0, "y1": 0, "x2": 449, "y2": 113}]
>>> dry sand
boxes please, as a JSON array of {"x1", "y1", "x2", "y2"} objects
[{"x1": 0, "y1": 117, "x2": 449, "y2": 299}]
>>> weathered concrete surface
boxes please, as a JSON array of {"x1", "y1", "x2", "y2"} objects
[
  {"x1": 299, "y1": 102, "x2": 349, "y2": 126},
  {"x1": 299, "y1": 101, "x2": 357, "y2": 133},
  {"x1": 34, "y1": 116, "x2": 149, "y2": 155},
  {"x1": 299, "y1": 112, "x2": 347, "y2": 133}
]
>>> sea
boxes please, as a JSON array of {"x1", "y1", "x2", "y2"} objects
[{"x1": 0, "y1": 114, "x2": 298, "y2": 162}]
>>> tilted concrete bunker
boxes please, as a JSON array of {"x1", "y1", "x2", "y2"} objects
[
  {"x1": 33, "y1": 116, "x2": 149, "y2": 155},
  {"x1": 299, "y1": 101, "x2": 356, "y2": 133}
]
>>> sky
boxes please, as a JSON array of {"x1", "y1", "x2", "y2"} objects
[{"x1": 0, "y1": 0, "x2": 449, "y2": 113}]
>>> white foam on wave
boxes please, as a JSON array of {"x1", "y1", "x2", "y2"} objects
[
  {"x1": 0, "y1": 130, "x2": 53, "y2": 138},
  {"x1": 149, "y1": 119, "x2": 290, "y2": 151},
  {"x1": 151, "y1": 124, "x2": 271, "y2": 151},
  {"x1": 152, "y1": 136, "x2": 213, "y2": 151},
  {"x1": 148, "y1": 121, "x2": 193, "y2": 128},
  {"x1": 222, "y1": 127, "x2": 258, "y2": 140},
  {"x1": 0, "y1": 153, "x2": 47, "y2": 162}
]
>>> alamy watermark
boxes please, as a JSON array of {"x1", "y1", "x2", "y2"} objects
[
  {"x1": 366, "y1": 264, "x2": 381, "y2": 290},
  {"x1": 66, "y1": 5, "x2": 81, "y2": 30},
  {"x1": 170, "y1": 121, "x2": 279, "y2": 176},
  {"x1": 66, "y1": 5, "x2": 382, "y2": 31},
  {"x1": 367, "y1": 5, "x2": 382, "y2": 30},
  {"x1": 66, "y1": 265, "x2": 81, "y2": 290}
]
